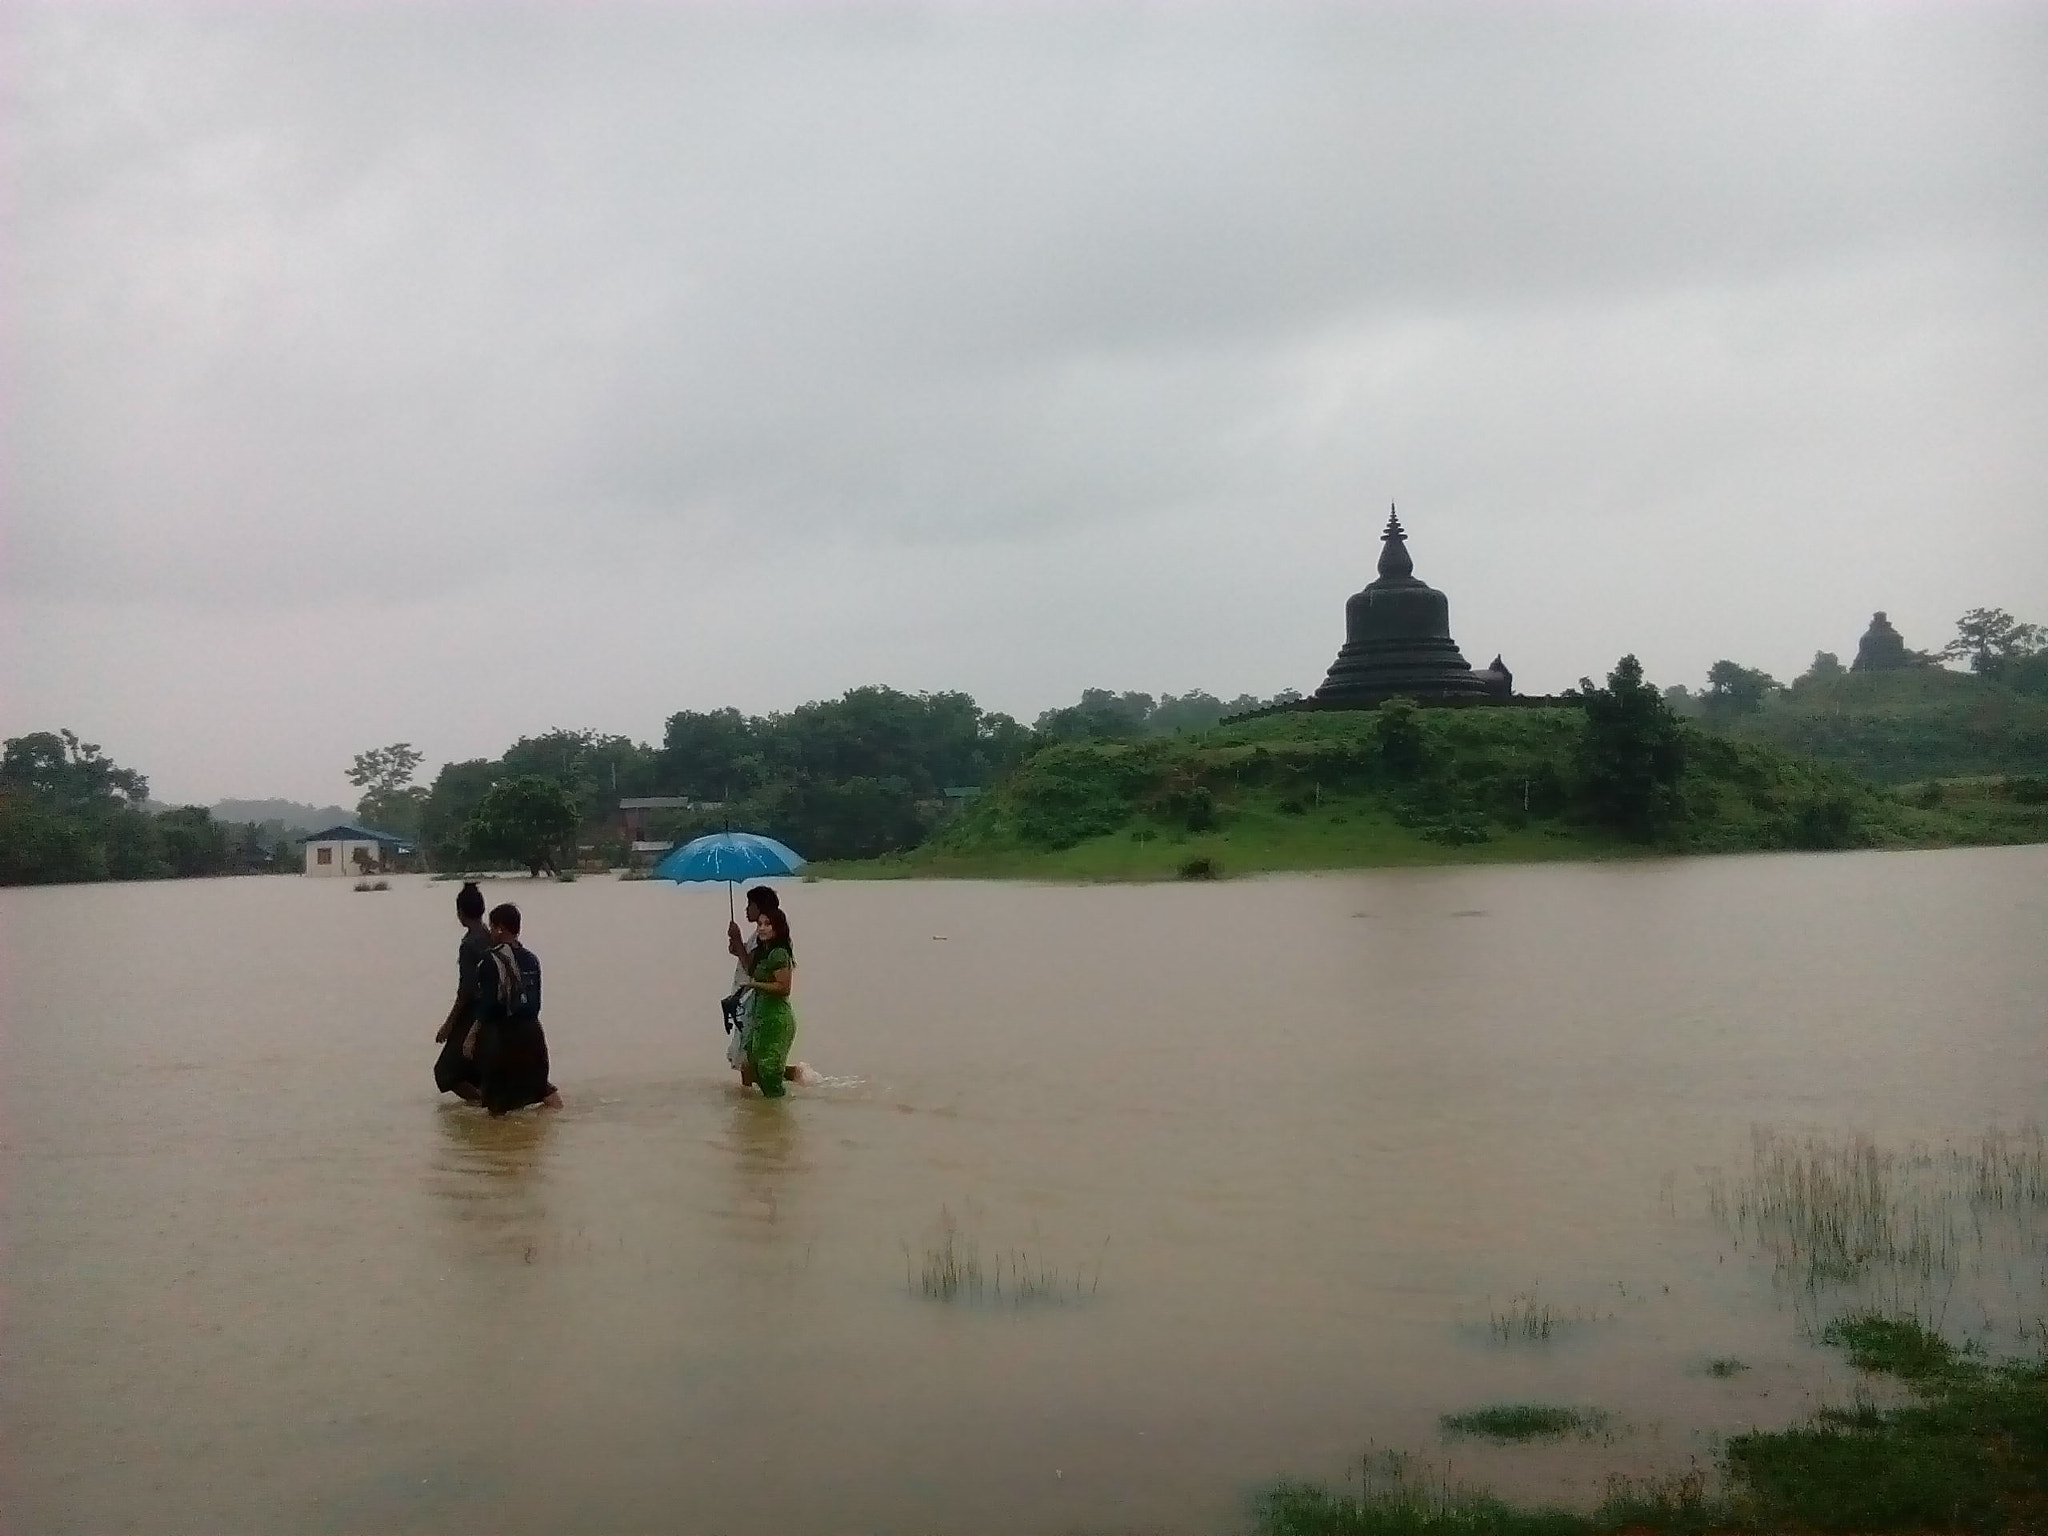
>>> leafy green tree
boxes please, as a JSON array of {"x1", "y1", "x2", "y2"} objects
[
  {"x1": 1941, "y1": 607, "x2": 2046, "y2": 678},
  {"x1": 1033, "y1": 686, "x2": 1296, "y2": 742},
  {"x1": 463, "y1": 776, "x2": 579, "y2": 874},
  {"x1": 1577, "y1": 655, "x2": 1687, "y2": 840},
  {"x1": 499, "y1": 728, "x2": 657, "y2": 809},
  {"x1": 1148, "y1": 691, "x2": 1228, "y2": 735},
  {"x1": 1702, "y1": 660, "x2": 1785, "y2": 722},
  {"x1": 660, "y1": 708, "x2": 761, "y2": 799},
  {"x1": 973, "y1": 712, "x2": 1035, "y2": 782},
  {"x1": 0, "y1": 792, "x2": 104, "y2": 883},
  {"x1": 346, "y1": 743, "x2": 427, "y2": 834},
  {"x1": 347, "y1": 742, "x2": 423, "y2": 796},
  {"x1": 753, "y1": 775, "x2": 925, "y2": 861},
  {"x1": 1796, "y1": 651, "x2": 1845, "y2": 685},
  {"x1": 156, "y1": 806, "x2": 232, "y2": 878},
  {"x1": 103, "y1": 807, "x2": 169, "y2": 879},
  {"x1": 1, "y1": 730, "x2": 149, "y2": 809},
  {"x1": 2003, "y1": 652, "x2": 2048, "y2": 698},
  {"x1": 0, "y1": 731, "x2": 160, "y2": 884},
  {"x1": 1034, "y1": 689, "x2": 1158, "y2": 743},
  {"x1": 420, "y1": 758, "x2": 502, "y2": 867},
  {"x1": 1661, "y1": 684, "x2": 1704, "y2": 718},
  {"x1": 223, "y1": 819, "x2": 283, "y2": 872},
  {"x1": 767, "y1": 687, "x2": 1015, "y2": 792}
]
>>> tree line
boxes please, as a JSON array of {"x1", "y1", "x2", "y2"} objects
[
  {"x1": 20, "y1": 606, "x2": 2024, "y2": 886},
  {"x1": 0, "y1": 731, "x2": 290, "y2": 886},
  {"x1": 0, "y1": 686, "x2": 1305, "y2": 885},
  {"x1": 358, "y1": 686, "x2": 1305, "y2": 872},
  {"x1": 1666, "y1": 606, "x2": 2048, "y2": 725}
]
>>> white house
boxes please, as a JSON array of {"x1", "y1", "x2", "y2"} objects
[{"x1": 300, "y1": 823, "x2": 415, "y2": 877}]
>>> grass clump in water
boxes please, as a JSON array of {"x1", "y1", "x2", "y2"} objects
[
  {"x1": 1440, "y1": 1406, "x2": 1609, "y2": 1442},
  {"x1": 1256, "y1": 1318, "x2": 2048, "y2": 1535},
  {"x1": 1702, "y1": 1357, "x2": 1748, "y2": 1378},
  {"x1": 1258, "y1": 1453, "x2": 1707, "y2": 1536},
  {"x1": 1821, "y1": 1312, "x2": 1962, "y2": 1381},
  {"x1": 1722, "y1": 1320, "x2": 2043, "y2": 1533}
]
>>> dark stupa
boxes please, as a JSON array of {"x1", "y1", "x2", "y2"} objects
[
  {"x1": 1850, "y1": 611, "x2": 1911, "y2": 671},
  {"x1": 1315, "y1": 509, "x2": 1488, "y2": 704}
]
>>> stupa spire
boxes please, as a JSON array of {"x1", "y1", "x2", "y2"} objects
[{"x1": 1377, "y1": 504, "x2": 1414, "y2": 580}]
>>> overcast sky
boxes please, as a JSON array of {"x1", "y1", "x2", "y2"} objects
[{"x1": 6, "y1": 3, "x2": 2045, "y2": 805}]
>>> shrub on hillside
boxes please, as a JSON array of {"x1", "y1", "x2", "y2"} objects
[
  {"x1": 1375, "y1": 698, "x2": 1429, "y2": 779},
  {"x1": 1002, "y1": 742, "x2": 1159, "y2": 849}
]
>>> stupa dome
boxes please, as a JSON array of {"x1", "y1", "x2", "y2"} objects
[{"x1": 1314, "y1": 509, "x2": 1488, "y2": 704}]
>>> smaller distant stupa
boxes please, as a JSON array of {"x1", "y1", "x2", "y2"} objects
[
  {"x1": 1850, "y1": 611, "x2": 1912, "y2": 671},
  {"x1": 1315, "y1": 508, "x2": 1508, "y2": 705}
]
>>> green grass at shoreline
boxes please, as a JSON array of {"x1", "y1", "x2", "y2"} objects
[
  {"x1": 1257, "y1": 1316, "x2": 2048, "y2": 1535},
  {"x1": 813, "y1": 798, "x2": 1642, "y2": 881}
]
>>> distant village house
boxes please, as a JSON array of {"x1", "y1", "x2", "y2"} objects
[{"x1": 299, "y1": 823, "x2": 416, "y2": 876}]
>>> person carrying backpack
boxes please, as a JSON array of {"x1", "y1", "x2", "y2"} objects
[{"x1": 465, "y1": 902, "x2": 562, "y2": 1116}]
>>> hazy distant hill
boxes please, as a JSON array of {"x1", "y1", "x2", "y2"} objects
[{"x1": 208, "y1": 799, "x2": 353, "y2": 830}]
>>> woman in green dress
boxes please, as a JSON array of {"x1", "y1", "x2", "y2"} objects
[{"x1": 737, "y1": 903, "x2": 798, "y2": 1097}]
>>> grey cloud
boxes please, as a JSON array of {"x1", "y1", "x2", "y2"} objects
[{"x1": 6, "y1": 4, "x2": 2046, "y2": 798}]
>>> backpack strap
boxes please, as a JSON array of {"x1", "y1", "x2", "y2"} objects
[{"x1": 485, "y1": 944, "x2": 524, "y2": 1011}]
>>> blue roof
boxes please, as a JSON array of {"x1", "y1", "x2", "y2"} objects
[{"x1": 299, "y1": 823, "x2": 414, "y2": 847}]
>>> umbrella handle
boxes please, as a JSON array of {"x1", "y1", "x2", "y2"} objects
[{"x1": 728, "y1": 880, "x2": 735, "y2": 921}]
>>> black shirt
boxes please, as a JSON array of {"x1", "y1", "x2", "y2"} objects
[
  {"x1": 473, "y1": 942, "x2": 543, "y2": 1024},
  {"x1": 457, "y1": 925, "x2": 493, "y2": 1019}
]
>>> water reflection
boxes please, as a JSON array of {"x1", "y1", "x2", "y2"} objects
[
  {"x1": 720, "y1": 1096, "x2": 808, "y2": 1233},
  {"x1": 428, "y1": 1103, "x2": 558, "y2": 1252}
]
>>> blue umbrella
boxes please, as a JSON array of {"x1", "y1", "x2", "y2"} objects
[{"x1": 651, "y1": 831, "x2": 805, "y2": 915}]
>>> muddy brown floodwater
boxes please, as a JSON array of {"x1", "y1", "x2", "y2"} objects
[{"x1": 5, "y1": 846, "x2": 2046, "y2": 1534}]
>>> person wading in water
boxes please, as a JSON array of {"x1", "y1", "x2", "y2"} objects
[
  {"x1": 466, "y1": 903, "x2": 563, "y2": 1116},
  {"x1": 433, "y1": 881, "x2": 489, "y2": 1102},
  {"x1": 734, "y1": 901, "x2": 800, "y2": 1097}
]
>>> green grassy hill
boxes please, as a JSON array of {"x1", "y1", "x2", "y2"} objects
[
  {"x1": 1722, "y1": 667, "x2": 2048, "y2": 784},
  {"x1": 830, "y1": 705, "x2": 2048, "y2": 880}
]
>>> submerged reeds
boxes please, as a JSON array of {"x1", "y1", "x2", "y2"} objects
[
  {"x1": 906, "y1": 1213, "x2": 1106, "y2": 1308},
  {"x1": 1483, "y1": 1288, "x2": 1601, "y2": 1344},
  {"x1": 1706, "y1": 1124, "x2": 2048, "y2": 1346}
]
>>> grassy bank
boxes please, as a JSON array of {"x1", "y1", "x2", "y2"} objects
[
  {"x1": 819, "y1": 707, "x2": 2048, "y2": 881},
  {"x1": 1258, "y1": 1316, "x2": 2048, "y2": 1535},
  {"x1": 821, "y1": 796, "x2": 1635, "y2": 880}
]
